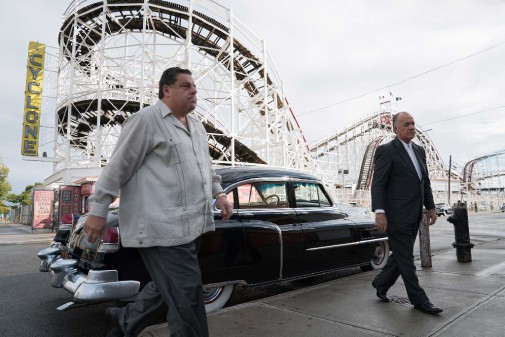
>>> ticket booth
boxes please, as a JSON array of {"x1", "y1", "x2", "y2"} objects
[{"x1": 58, "y1": 185, "x2": 82, "y2": 225}]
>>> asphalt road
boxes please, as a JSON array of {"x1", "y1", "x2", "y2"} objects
[{"x1": 0, "y1": 243, "x2": 110, "y2": 337}]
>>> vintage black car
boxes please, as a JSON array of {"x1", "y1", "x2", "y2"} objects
[{"x1": 38, "y1": 167, "x2": 389, "y2": 312}]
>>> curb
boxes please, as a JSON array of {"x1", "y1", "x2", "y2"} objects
[{"x1": 0, "y1": 238, "x2": 54, "y2": 246}]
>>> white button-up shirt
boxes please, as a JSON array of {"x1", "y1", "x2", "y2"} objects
[
  {"x1": 400, "y1": 139, "x2": 422, "y2": 180},
  {"x1": 89, "y1": 100, "x2": 224, "y2": 247}
]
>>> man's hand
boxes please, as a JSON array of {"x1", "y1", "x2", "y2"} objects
[
  {"x1": 375, "y1": 213, "x2": 388, "y2": 233},
  {"x1": 427, "y1": 208, "x2": 437, "y2": 225},
  {"x1": 216, "y1": 195, "x2": 233, "y2": 220},
  {"x1": 83, "y1": 214, "x2": 107, "y2": 243}
]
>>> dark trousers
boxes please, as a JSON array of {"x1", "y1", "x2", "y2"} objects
[
  {"x1": 118, "y1": 239, "x2": 209, "y2": 337},
  {"x1": 372, "y1": 221, "x2": 429, "y2": 305}
]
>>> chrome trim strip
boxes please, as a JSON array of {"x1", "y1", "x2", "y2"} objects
[
  {"x1": 277, "y1": 224, "x2": 283, "y2": 280},
  {"x1": 306, "y1": 237, "x2": 388, "y2": 251},
  {"x1": 266, "y1": 223, "x2": 283, "y2": 280},
  {"x1": 223, "y1": 177, "x2": 320, "y2": 194}
]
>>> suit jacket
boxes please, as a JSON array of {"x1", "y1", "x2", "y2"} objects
[{"x1": 371, "y1": 137, "x2": 435, "y2": 224}]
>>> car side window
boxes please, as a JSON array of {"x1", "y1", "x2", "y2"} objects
[
  {"x1": 236, "y1": 182, "x2": 288, "y2": 209},
  {"x1": 293, "y1": 182, "x2": 331, "y2": 208}
]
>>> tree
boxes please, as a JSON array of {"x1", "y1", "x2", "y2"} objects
[
  {"x1": 6, "y1": 183, "x2": 44, "y2": 207},
  {"x1": 6, "y1": 193, "x2": 21, "y2": 206},
  {"x1": 0, "y1": 159, "x2": 12, "y2": 214}
]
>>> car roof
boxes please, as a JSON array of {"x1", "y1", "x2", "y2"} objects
[{"x1": 215, "y1": 166, "x2": 319, "y2": 187}]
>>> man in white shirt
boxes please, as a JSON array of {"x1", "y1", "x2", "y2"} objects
[{"x1": 84, "y1": 67, "x2": 233, "y2": 336}]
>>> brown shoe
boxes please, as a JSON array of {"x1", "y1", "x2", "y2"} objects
[{"x1": 105, "y1": 307, "x2": 124, "y2": 337}]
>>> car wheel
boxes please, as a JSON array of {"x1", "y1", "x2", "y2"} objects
[
  {"x1": 361, "y1": 240, "x2": 390, "y2": 271},
  {"x1": 203, "y1": 284, "x2": 234, "y2": 313}
]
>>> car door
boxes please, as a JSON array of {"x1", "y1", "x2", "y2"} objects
[
  {"x1": 233, "y1": 179, "x2": 303, "y2": 282},
  {"x1": 199, "y1": 215, "x2": 247, "y2": 285},
  {"x1": 292, "y1": 181, "x2": 360, "y2": 272}
]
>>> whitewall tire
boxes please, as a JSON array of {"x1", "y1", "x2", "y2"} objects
[
  {"x1": 371, "y1": 240, "x2": 390, "y2": 270},
  {"x1": 361, "y1": 240, "x2": 390, "y2": 271},
  {"x1": 203, "y1": 284, "x2": 234, "y2": 313}
]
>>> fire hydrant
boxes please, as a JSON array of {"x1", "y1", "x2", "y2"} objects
[{"x1": 447, "y1": 201, "x2": 474, "y2": 262}]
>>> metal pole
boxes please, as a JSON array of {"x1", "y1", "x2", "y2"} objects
[
  {"x1": 229, "y1": 9, "x2": 235, "y2": 167},
  {"x1": 448, "y1": 155, "x2": 452, "y2": 205},
  {"x1": 419, "y1": 209, "x2": 432, "y2": 268}
]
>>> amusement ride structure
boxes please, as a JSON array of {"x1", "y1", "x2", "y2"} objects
[
  {"x1": 45, "y1": 0, "x2": 313, "y2": 186},
  {"x1": 32, "y1": 0, "x2": 502, "y2": 206},
  {"x1": 462, "y1": 150, "x2": 505, "y2": 197}
]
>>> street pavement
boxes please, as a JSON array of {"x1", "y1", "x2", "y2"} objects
[
  {"x1": 2, "y1": 215, "x2": 505, "y2": 337},
  {"x1": 0, "y1": 221, "x2": 55, "y2": 246}
]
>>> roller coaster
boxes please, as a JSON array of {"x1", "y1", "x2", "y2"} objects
[
  {"x1": 52, "y1": 0, "x2": 311, "y2": 174},
  {"x1": 38, "y1": 0, "x2": 502, "y2": 206}
]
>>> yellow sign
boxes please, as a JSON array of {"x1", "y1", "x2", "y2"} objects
[{"x1": 21, "y1": 41, "x2": 45, "y2": 156}]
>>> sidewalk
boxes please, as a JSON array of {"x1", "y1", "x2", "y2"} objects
[
  {"x1": 0, "y1": 221, "x2": 55, "y2": 246},
  {"x1": 142, "y1": 233, "x2": 505, "y2": 336}
]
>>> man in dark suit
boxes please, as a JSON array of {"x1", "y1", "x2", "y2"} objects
[{"x1": 371, "y1": 111, "x2": 443, "y2": 314}]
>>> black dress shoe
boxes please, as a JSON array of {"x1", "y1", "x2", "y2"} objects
[
  {"x1": 375, "y1": 287, "x2": 390, "y2": 302},
  {"x1": 105, "y1": 307, "x2": 124, "y2": 337},
  {"x1": 414, "y1": 301, "x2": 443, "y2": 314},
  {"x1": 372, "y1": 281, "x2": 389, "y2": 302}
]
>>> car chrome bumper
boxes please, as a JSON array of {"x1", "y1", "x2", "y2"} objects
[{"x1": 37, "y1": 248, "x2": 140, "y2": 304}]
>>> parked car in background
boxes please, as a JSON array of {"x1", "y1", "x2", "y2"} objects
[
  {"x1": 38, "y1": 167, "x2": 389, "y2": 313},
  {"x1": 435, "y1": 203, "x2": 453, "y2": 217}
]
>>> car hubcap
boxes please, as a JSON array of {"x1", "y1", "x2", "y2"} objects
[
  {"x1": 372, "y1": 242, "x2": 385, "y2": 266},
  {"x1": 203, "y1": 286, "x2": 223, "y2": 304}
]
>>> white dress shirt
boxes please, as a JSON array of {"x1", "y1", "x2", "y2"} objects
[{"x1": 400, "y1": 139, "x2": 422, "y2": 180}]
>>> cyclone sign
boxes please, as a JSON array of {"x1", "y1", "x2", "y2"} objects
[{"x1": 21, "y1": 41, "x2": 45, "y2": 156}]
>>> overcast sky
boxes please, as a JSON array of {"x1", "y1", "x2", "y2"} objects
[{"x1": 2, "y1": 0, "x2": 505, "y2": 194}]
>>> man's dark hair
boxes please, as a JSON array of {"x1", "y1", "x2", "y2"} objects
[{"x1": 158, "y1": 67, "x2": 192, "y2": 99}]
